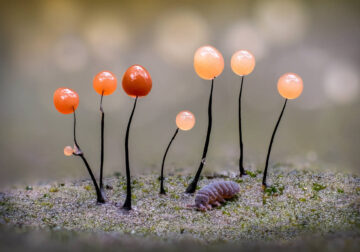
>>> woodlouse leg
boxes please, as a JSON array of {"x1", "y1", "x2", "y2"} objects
[
  {"x1": 199, "y1": 204, "x2": 207, "y2": 212},
  {"x1": 212, "y1": 201, "x2": 221, "y2": 207},
  {"x1": 218, "y1": 197, "x2": 225, "y2": 203},
  {"x1": 206, "y1": 204, "x2": 212, "y2": 210}
]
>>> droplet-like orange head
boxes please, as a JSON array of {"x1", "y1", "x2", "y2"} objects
[
  {"x1": 194, "y1": 46, "x2": 224, "y2": 80},
  {"x1": 122, "y1": 65, "x2": 152, "y2": 97},
  {"x1": 277, "y1": 73, "x2": 303, "y2": 99},
  {"x1": 176, "y1": 110, "x2": 195, "y2": 131},
  {"x1": 93, "y1": 71, "x2": 117, "y2": 95},
  {"x1": 231, "y1": 50, "x2": 256, "y2": 76},
  {"x1": 64, "y1": 146, "x2": 73, "y2": 156},
  {"x1": 53, "y1": 88, "x2": 79, "y2": 114}
]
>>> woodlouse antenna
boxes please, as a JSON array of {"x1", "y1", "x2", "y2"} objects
[{"x1": 186, "y1": 204, "x2": 206, "y2": 211}]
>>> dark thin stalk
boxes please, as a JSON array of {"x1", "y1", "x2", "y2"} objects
[
  {"x1": 160, "y1": 128, "x2": 179, "y2": 194},
  {"x1": 122, "y1": 96, "x2": 138, "y2": 211},
  {"x1": 99, "y1": 92, "x2": 105, "y2": 192},
  {"x1": 238, "y1": 75, "x2": 247, "y2": 176},
  {"x1": 262, "y1": 99, "x2": 288, "y2": 188},
  {"x1": 72, "y1": 108, "x2": 105, "y2": 204},
  {"x1": 73, "y1": 107, "x2": 79, "y2": 148},
  {"x1": 79, "y1": 155, "x2": 105, "y2": 203},
  {"x1": 186, "y1": 78, "x2": 214, "y2": 193}
]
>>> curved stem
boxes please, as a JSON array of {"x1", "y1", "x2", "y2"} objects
[
  {"x1": 186, "y1": 78, "x2": 214, "y2": 193},
  {"x1": 79, "y1": 155, "x2": 105, "y2": 204},
  {"x1": 238, "y1": 75, "x2": 247, "y2": 176},
  {"x1": 262, "y1": 99, "x2": 288, "y2": 188},
  {"x1": 122, "y1": 96, "x2": 138, "y2": 211},
  {"x1": 99, "y1": 93, "x2": 105, "y2": 191},
  {"x1": 72, "y1": 109, "x2": 105, "y2": 204},
  {"x1": 160, "y1": 128, "x2": 179, "y2": 194}
]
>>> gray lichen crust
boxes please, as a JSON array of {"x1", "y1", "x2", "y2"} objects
[{"x1": 0, "y1": 166, "x2": 359, "y2": 242}]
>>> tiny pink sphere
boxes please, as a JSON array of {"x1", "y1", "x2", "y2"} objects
[
  {"x1": 64, "y1": 146, "x2": 73, "y2": 156},
  {"x1": 176, "y1": 111, "x2": 196, "y2": 131}
]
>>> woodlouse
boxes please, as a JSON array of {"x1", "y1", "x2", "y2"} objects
[{"x1": 188, "y1": 181, "x2": 240, "y2": 211}]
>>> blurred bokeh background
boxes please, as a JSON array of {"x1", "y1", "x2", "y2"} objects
[{"x1": 0, "y1": 0, "x2": 359, "y2": 186}]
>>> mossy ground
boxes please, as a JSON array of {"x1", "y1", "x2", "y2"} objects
[{"x1": 1, "y1": 164, "x2": 360, "y2": 250}]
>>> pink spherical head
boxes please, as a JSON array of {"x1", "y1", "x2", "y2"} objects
[
  {"x1": 53, "y1": 88, "x2": 79, "y2": 114},
  {"x1": 231, "y1": 50, "x2": 256, "y2": 76},
  {"x1": 277, "y1": 73, "x2": 303, "y2": 99},
  {"x1": 176, "y1": 110, "x2": 196, "y2": 131},
  {"x1": 93, "y1": 71, "x2": 117, "y2": 95},
  {"x1": 194, "y1": 46, "x2": 224, "y2": 80}
]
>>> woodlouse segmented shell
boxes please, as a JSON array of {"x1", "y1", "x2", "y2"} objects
[{"x1": 194, "y1": 181, "x2": 240, "y2": 211}]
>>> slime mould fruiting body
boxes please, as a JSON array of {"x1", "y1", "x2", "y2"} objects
[{"x1": 190, "y1": 181, "x2": 240, "y2": 211}]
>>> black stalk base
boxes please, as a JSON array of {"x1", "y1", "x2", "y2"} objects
[
  {"x1": 122, "y1": 197, "x2": 132, "y2": 211},
  {"x1": 185, "y1": 180, "x2": 197, "y2": 194},
  {"x1": 262, "y1": 183, "x2": 268, "y2": 190},
  {"x1": 100, "y1": 187, "x2": 107, "y2": 202},
  {"x1": 159, "y1": 187, "x2": 166, "y2": 195},
  {"x1": 239, "y1": 171, "x2": 247, "y2": 177}
]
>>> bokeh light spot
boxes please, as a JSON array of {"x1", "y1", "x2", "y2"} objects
[
  {"x1": 223, "y1": 22, "x2": 268, "y2": 61},
  {"x1": 53, "y1": 36, "x2": 88, "y2": 72},
  {"x1": 255, "y1": 0, "x2": 308, "y2": 46},
  {"x1": 155, "y1": 9, "x2": 209, "y2": 64},
  {"x1": 85, "y1": 16, "x2": 129, "y2": 61},
  {"x1": 324, "y1": 63, "x2": 359, "y2": 105}
]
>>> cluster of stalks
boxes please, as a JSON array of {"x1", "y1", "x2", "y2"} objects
[{"x1": 55, "y1": 46, "x2": 303, "y2": 210}]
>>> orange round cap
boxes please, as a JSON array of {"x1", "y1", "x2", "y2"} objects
[
  {"x1": 277, "y1": 73, "x2": 303, "y2": 99},
  {"x1": 176, "y1": 110, "x2": 195, "y2": 131},
  {"x1": 93, "y1": 71, "x2": 117, "y2": 95},
  {"x1": 64, "y1": 146, "x2": 73, "y2": 156},
  {"x1": 194, "y1": 46, "x2": 224, "y2": 80},
  {"x1": 231, "y1": 50, "x2": 256, "y2": 76},
  {"x1": 53, "y1": 88, "x2": 79, "y2": 114},
  {"x1": 122, "y1": 65, "x2": 152, "y2": 97}
]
